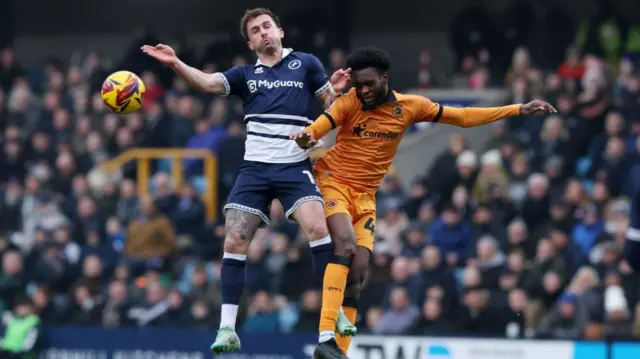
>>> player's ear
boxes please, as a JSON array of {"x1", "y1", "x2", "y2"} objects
[
  {"x1": 381, "y1": 71, "x2": 389, "y2": 85},
  {"x1": 279, "y1": 27, "x2": 284, "y2": 39},
  {"x1": 247, "y1": 40, "x2": 254, "y2": 51}
]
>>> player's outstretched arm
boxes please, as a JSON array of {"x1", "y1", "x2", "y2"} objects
[
  {"x1": 290, "y1": 109, "x2": 343, "y2": 149},
  {"x1": 439, "y1": 100, "x2": 557, "y2": 128},
  {"x1": 141, "y1": 44, "x2": 226, "y2": 94}
]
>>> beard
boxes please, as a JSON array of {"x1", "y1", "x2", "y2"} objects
[
  {"x1": 358, "y1": 86, "x2": 387, "y2": 108},
  {"x1": 255, "y1": 38, "x2": 281, "y2": 56}
]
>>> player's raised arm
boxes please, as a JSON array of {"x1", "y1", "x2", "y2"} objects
[
  {"x1": 414, "y1": 98, "x2": 557, "y2": 128},
  {"x1": 317, "y1": 69, "x2": 352, "y2": 108},
  {"x1": 141, "y1": 44, "x2": 227, "y2": 95},
  {"x1": 304, "y1": 53, "x2": 352, "y2": 109}
]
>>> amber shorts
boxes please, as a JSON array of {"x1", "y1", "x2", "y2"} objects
[{"x1": 315, "y1": 176, "x2": 376, "y2": 252}]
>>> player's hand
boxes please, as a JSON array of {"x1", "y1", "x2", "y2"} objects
[
  {"x1": 141, "y1": 44, "x2": 178, "y2": 67},
  {"x1": 289, "y1": 131, "x2": 317, "y2": 149},
  {"x1": 330, "y1": 68, "x2": 352, "y2": 93},
  {"x1": 520, "y1": 100, "x2": 557, "y2": 116}
]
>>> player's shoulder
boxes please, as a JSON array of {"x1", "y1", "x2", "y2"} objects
[
  {"x1": 290, "y1": 51, "x2": 323, "y2": 66},
  {"x1": 334, "y1": 88, "x2": 360, "y2": 108},
  {"x1": 292, "y1": 51, "x2": 320, "y2": 61},
  {"x1": 395, "y1": 92, "x2": 433, "y2": 105},
  {"x1": 223, "y1": 64, "x2": 251, "y2": 75},
  {"x1": 395, "y1": 92, "x2": 435, "y2": 113}
]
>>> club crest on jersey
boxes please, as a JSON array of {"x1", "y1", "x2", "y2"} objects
[
  {"x1": 288, "y1": 60, "x2": 302, "y2": 70},
  {"x1": 326, "y1": 200, "x2": 337, "y2": 209},
  {"x1": 393, "y1": 104, "x2": 403, "y2": 117}
]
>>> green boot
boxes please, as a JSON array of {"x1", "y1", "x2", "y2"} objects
[
  {"x1": 336, "y1": 308, "x2": 357, "y2": 337},
  {"x1": 210, "y1": 326, "x2": 241, "y2": 355}
]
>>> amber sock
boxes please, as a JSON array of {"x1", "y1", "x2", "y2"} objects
[
  {"x1": 318, "y1": 259, "x2": 350, "y2": 343},
  {"x1": 336, "y1": 306, "x2": 357, "y2": 353}
]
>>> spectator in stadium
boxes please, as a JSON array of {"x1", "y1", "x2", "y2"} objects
[
  {"x1": 414, "y1": 245, "x2": 458, "y2": 307},
  {"x1": 102, "y1": 279, "x2": 131, "y2": 328},
  {"x1": 294, "y1": 290, "x2": 322, "y2": 333},
  {"x1": 0, "y1": 296, "x2": 40, "y2": 358},
  {"x1": 67, "y1": 279, "x2": 104, "y2": 326},
  {"x1": 429, "y1": 204, "x2": 475, "y2": 267},
  {"x1": 374, "y1": 286, "x2": 420, "y2": 335},
  {"x1": 520, "y1": 173, "x2": 551, "y2": 232},
  {"x1": 475, "y1": 236, "x2": 506, "y2": 290},
  {"x1": 242, "y1": 291, "x2": 281, "y2": 333},
  {"x1": 126, "y1": 280, "x2": 169, "y2": 327},
  {"x1": 536, "y1": 293, "x2": 586, "y2": 339},
  {"x1": 473, "y1": 149, "x2": 509, "y2": 203},
  {"x1": 124, "y1": 195, "x2": 176, "y2": 274},
  {"x1": 184, "y1": 117, "x2": 227, "y2": 177},
  {"x1": 164, "y1": 288, "x2": 191, "y2": 328}
]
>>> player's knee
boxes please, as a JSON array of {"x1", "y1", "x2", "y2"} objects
[
  {"x1": 304, "y1": 221, "x2": 330, "y2": 241},
  {"x1": 330, "y1": 231, "x2": 356, "y2": 257},
  {"x1": 351, "y1": 259, "x2": 369, "y2": 282},
  {"x1": 223, "y1": 231, "x2": 250, "y2": 254}
]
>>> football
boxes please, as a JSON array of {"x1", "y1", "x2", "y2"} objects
[{"x1": 101, "y1": 71, "x2": 146, "y2": 114}]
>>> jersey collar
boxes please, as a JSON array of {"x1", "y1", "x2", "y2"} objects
[{"x1": 254, "y1": 48, "x2": 293, "y2": 67}]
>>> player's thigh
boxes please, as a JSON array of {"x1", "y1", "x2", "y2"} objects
[
  {"x1": 353, "y1": 206, "x2": 376, "y2": 255},
  {"x1": 224, "y1": 163, "x2": 272, "y2": 226},
  {"x1": 290, "y1": 200, "x2": 330, "y2": 240},
  {"x1": 326, "y1": 212, "x2": 358, "y2": 257},
  {"x1": 223, "y1": 208, "x2": 263, "y2": 250},
  {"x1": 272, "y1": 160, "x2": 323, "y2": 218}
]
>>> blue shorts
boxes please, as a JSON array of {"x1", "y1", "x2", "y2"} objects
[{"x1": 224, "y1": 160, "x2": 323, "y2": 224}]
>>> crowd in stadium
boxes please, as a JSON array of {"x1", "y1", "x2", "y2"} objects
[{"x1": 1, "y1": 8, "x2": 640, "y2": 342}]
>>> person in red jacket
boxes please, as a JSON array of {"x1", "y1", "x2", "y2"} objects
[{"x1": 557, "y1": 45, "x2": 586, "y2": 80}]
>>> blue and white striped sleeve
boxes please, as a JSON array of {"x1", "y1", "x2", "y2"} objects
[
  {"x1": 306, "y1": 54, "x2": 331, "y2": 97},
  {"x1": 219, "y1": 66, "x2": 246, "y2": 97}
]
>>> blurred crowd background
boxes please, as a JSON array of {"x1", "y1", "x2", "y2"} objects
[{"x1": 1, "y1": 0, "x2": 640, "y2": 345}]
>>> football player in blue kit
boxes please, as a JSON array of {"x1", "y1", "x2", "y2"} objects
[{"x1": 142, "y1": 7, "x2": 355, "y2": 354}]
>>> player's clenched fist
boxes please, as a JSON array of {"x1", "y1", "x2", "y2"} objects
[
  {"x1": 290, "y1": 131, "x2": 317, "y2": 149},
  {"x1": 141, "y1": 44, "x2": 178, "y2": 67}
]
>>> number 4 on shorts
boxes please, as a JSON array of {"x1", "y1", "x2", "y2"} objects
[{"x1": 364, "y1": 217, "x2": 375, "y2": 236}]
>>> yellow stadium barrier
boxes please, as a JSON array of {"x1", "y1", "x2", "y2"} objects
[{"x1": 102, "y1": 148, "x2": 218, "y2": 222}]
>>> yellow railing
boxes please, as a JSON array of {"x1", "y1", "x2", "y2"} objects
[{"x1": 102, "y1": 148, "x2": 218, "y2": 222}]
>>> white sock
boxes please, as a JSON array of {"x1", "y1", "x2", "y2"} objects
[
  {"x1": 220, "y1": 304, "x2": 239, "y2": 329},
  {"x1": 339, "y1": 307, "x2": 345, "y2": 317},
  {"x1": 319, "y1": 330, "x2": 335, "y2": 343},
  {"x1": 309, "y1": 236, "x2": 332, "y2": 248}
]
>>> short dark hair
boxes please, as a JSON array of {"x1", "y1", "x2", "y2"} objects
[
  {"x1": 345, "y1": 47, "x2": 391, "y2": 73},
  {"x1": 239, "y1": 8, "x2": 281, "y2": 41}
]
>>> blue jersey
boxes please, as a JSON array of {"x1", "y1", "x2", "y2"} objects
[{"x1": 218, "y1": 48, "x2": 331, "y2": 163}]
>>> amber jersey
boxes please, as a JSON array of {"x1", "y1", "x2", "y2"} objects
[{"x1": 306, "y1": 88, "x2": 520, "y2": 193}]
